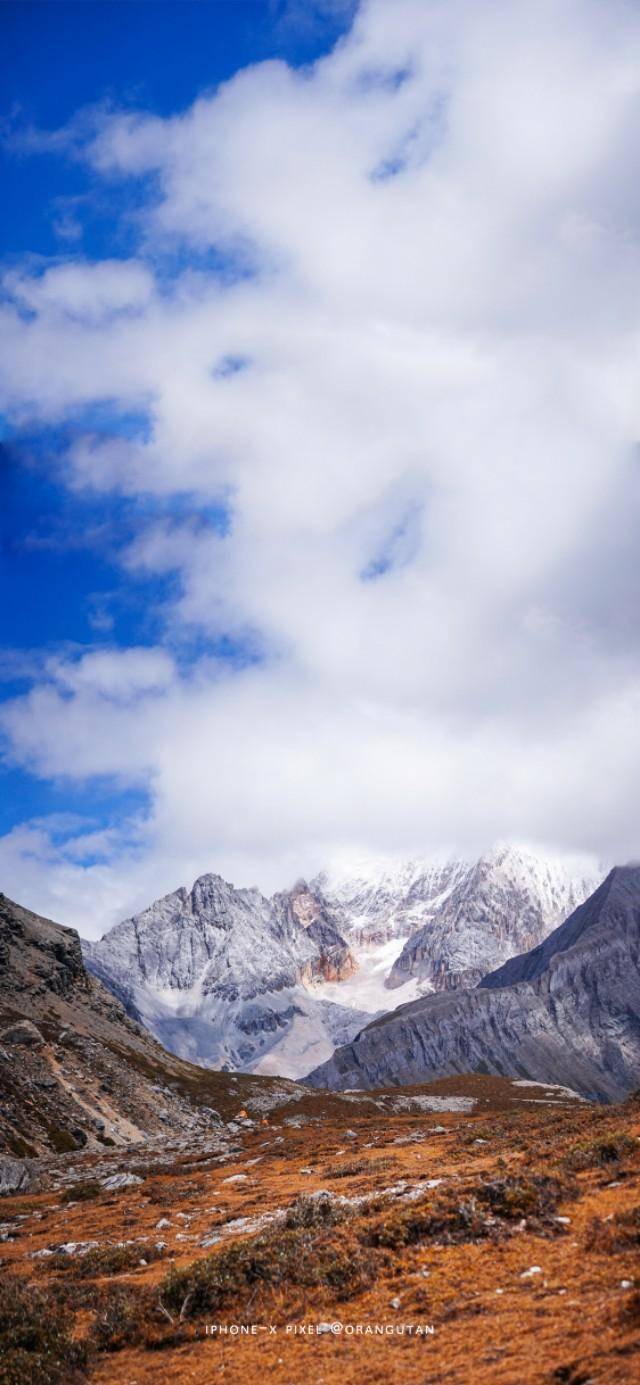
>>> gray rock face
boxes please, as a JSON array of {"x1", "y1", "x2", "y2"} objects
[
  {"x1": 0, "y1": 1020, "x2": 45, "y2": 1047},
  {"x1": 87, "y1": 874, "x2": 354, "y2": 1006},
  {"x1": 385, "y1": 845, "x2": 599, "y2": 993},
  {"x1": 0, "y1": 1156, "x2": 32, "y2": 1196},
  {"x1": 271, "y1": 881, "x2": 357, "y2": 983},
  {"x1": 84, "y1": 873, "x2": 363, "y2": 1075},
  {"x1": 304, "y1": 866, "x2": 640, "y2": 1101}
]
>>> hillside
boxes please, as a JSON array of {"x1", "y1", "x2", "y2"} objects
[
  {"x1": 0, "y1": 1073, "x2": 638, "y2": 1384},
  {"x1": 0, "y1": 891, "x2": 305, "y2": 1168}
]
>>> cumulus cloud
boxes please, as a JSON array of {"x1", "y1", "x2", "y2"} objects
[{"x1": 1, "y1": 0, "x2": 640, "y2": 930}]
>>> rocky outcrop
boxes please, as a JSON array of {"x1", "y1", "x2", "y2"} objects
[
  {"x1": 273, "y1": 881, "x2": 357, "y2": 983},
  {"x1": 0, "y1": 1155, "x2": 34, "y2": 1196},
  {"x1": 304, "y1": 866, "x2": 640, "y2": 1102}
]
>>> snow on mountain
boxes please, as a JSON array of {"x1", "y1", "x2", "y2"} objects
[
  {"x1": 84, "y1": 874, "x2": 366, "y2": 1078},
  {"x1": 385, "y1": 844, "x2": 601, "y2": 994},
  {"x1": 312, "y1": 856, "x2": 469, "y2": 945},
  {"x1": 84, "y1": 844, "x2": 603, "y2": 1080}
]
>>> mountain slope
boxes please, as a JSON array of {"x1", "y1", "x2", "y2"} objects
[
  {"x1": 0, "y1": 891, "x2": 304, "y2": 1162},
  {"x1": 304, "y1": 865, "x2": 640, "y2": 1101},
  {"x1": 312, "y1": 857, "x2": 469, "y2": 945}
]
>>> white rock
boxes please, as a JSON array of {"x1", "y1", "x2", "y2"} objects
[{"x1": 101, "y1": 1172, "x2": 144, "y2": 1190}]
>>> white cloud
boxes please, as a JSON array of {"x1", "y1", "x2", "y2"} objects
[
  {"x1": 5, "y1": 259, "x2": 155, "y2": 322},
  {"x1": 1, "y1": 0, "x2": 640, "y2": 929}
]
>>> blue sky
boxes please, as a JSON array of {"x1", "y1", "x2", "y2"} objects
[
  {"x1": 0, "y1": 0, "x2": 637, "y2": 933},
  {"x1": 0, "y1": 1, "x2": 353, "y2": 903}
]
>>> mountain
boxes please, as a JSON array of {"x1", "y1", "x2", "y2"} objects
[
  {"x1": 84, "y1": 846, "x2": 601, "y2": 1080},
  {"x1": 84, "y1": 874, "x2": 369, "y2": 1079},
  {"x1": 384, "y1": 844, "x2": 600, "y2": 993},
  {"x1": 0, "y1": 891, "x2": 304, "y2": 1165},
  {"x1": 312, "y1": 856, "x2": 469, "y2": 945},
  {"x1": 304, "y1": 865, "x2": 640, "y2": 1101}
]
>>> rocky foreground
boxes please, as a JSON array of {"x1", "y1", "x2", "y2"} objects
[{"x1": 1, "y1": 1074, "x2": 639, "y2": 1385}]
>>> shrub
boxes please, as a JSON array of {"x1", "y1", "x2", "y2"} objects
[
  {"x1": 476, "y1": 1174, "x2": 574, "y2": 1229},
  {"x1": 585, "y1": 1205, "x2": 640, "y2": 1254},
  {"x1": 49, "y1": 1241, "x2": 167, "y2": 1278},
  {"x1": 323, "y1": 1158, "x2": 370, "y2": 1178},
  {"x1": 91, "y1": 1283, "x2": 147, "y2": 1352},
  {"x1": 283, "y1": 1192, "x2": 350, "y2": 1229},
  {"x1": 160, "y1": 1223, "x2": 376, "y2": 1320},
  {"x1": 0, "y1": 1276, "x2": 88, "y2": 1385},
  {"x1": 361, "y1": 1173, "x2": 572, "y2": 1249},
  {"x1": 361, "y1": 1194, "x2": 491, "y2": 1249},
  {"x1": 564, "y1": 1134, "x2": 636, "y2": 1172},
  {"x1": 324, "y1": 1156, "x2": 396, "y2": 1180},
  {"x1": 61, "y1": 1182, "x2": 101, "y2": 1205},
  {"x1": 47, "y1": 1128, "x2": 79, "y2": 1155}
]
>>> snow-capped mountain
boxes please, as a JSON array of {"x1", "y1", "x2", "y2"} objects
[
  {"x1": 312, "y1": 857, "x2": 470, "y2": 945},
  {"x1": 385, "y1": 844, "x2": 601, "y2": 994},
  {"x1": 83, "y1": 844, "x2": 602, "y2": 1080},
  {"x1": 83, "y1": 874, "x2": 367, "y2": 1078}
]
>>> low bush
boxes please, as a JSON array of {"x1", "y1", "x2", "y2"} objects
[
  {"x1": 91, "y1": 1283, "x2": 148, "y2": 1352},
  {"x1": 361, "y1": 1173, "x2": 572, "y2": 1249},
  {"x1": 160, "y1": 1222, "x2": 376, "y2": 1320},
  {"x1": 49, "y1": 1241, "x2": 167, "y2": 1278},
  {"x1": 0, "y1": 1275, "x2": 88, "y2": 1385},
  {"x1": 564, "y1": 1134, "x2": 636, "y2": 1173},
  {"x1": 61, "y1": 1182, "x2": 101, "y2": 1205},
  {"x1": 585, "y1": 1205, "x2": 640, "y2": 1254},
  {"x1": 283, "y1": 1192, "x2": 351, "y2": 1229},
  {"x1": 476, "y1": 1173, "x2": 574, "y2": 1229}
]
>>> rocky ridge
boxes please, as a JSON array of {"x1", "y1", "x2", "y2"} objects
[
  {"x1": 384, "y1": 844, "x2": 600, "y2": 992},
  {"x1": 84, "y1": 874, "x2": 367, "y2": 1077}
]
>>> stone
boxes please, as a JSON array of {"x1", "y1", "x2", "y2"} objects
[{"x1": 0, "y1": 1157, "x2": 32, "y2": 1196}]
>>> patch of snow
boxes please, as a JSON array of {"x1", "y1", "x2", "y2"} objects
[{"x1": 510, "y1": 1080, "x2": 586, "y2": 1101}]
